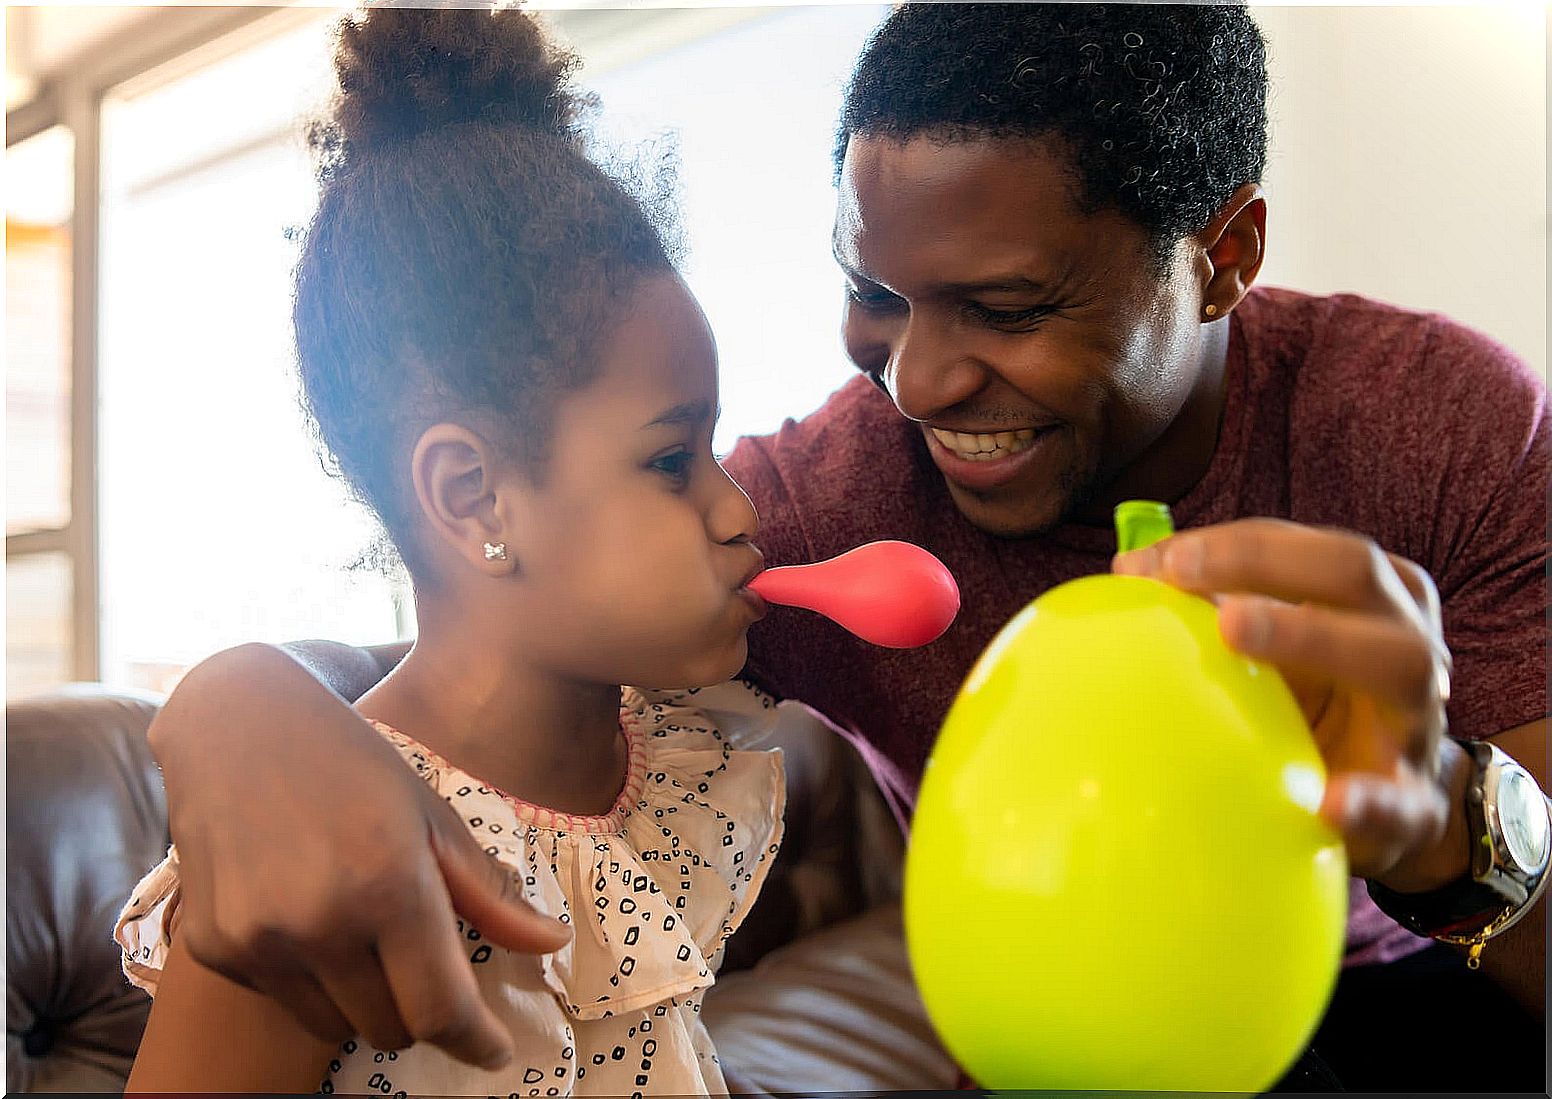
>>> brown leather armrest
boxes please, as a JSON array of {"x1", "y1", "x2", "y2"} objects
[{"x1": 7, "y1": 685, "x2": 170, "y2": 1092}]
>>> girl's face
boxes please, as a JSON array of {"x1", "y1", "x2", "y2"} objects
[{"x1": 498, "y1": 274, "x2": 765, "y2": 689}]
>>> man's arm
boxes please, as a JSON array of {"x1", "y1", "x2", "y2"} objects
[
  {"x1": 1376, "y1": 716, "x2": 1548, "y2": 1018},
  {"x1": 1116, "y1": 520, "x2": 1547, "y2": 1017},
  {"x1": 273, "y1": 638, "x2": 410, "y2": 703},
  {"x1": 146, "y1": 641, "x2": 569, "y2": 1068}
]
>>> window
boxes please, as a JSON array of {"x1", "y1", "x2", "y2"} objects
[
  {"x1": 6, "y1": 127, "x2": 73, "y2": 537},
  {"x1": 97, "y1": 13, "x2": 403, "y2": 694},
  {"x1": 6, "y1": 124, "x2": 77, "y2": 698},
  {"x1": 572, "y1": 4, "x2": 890, "y2": 454}
]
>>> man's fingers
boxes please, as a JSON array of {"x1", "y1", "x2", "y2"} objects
[
  {"x1": 1382, "y1": 551, "x2": 1444, "y2": 626},
  {"x1": 1118, "y1": 519, "x2": 1423, "y2": 620},
  {"x1": 433, "y1": 821, "x2": 572, "y2": 956},
  {"x1": 243, "y1": 963, "x2": 357, "y2": 1045},
  {"x1": 378, "y1": 892, "x2": 515, "y2": 1070},
  {"x1": 175, "y1": 889, "x2": 356, "y2": 1042},
  {"x1": 1218, "y1": 595, "x2": 1446, "y2": 735},
  {"x1": 1320, "y1": 772, "x2": 1449, "y2": 879},
  {"x1": 314, "y1": 950, "x2": 414, "y2": 1052}
]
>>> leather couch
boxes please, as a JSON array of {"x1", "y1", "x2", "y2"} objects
[
  {"x1": 6, "y1": 684, "x2": 956, "y2": 1094},
  {"x1": 7, "y1": 687, "x2": 169, "y2": 1092}
]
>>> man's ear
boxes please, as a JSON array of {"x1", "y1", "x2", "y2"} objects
[
  {"x1": 1195, "y1": 182, "x2": 1266, "y2": 320},
  {"x1": 410, "y1": 423, "x2": 523, "y2": 575}
]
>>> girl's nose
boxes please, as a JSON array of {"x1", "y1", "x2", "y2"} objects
[{"x1": 709, "y1": 460, "x2": 759, "y2": 545}]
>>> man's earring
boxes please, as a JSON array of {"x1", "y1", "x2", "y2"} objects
[
  {"x1": 1203, "y1": 303, "x2": 1219, "y2": 319},
  {"x1": 483, "y1": 541, "x2": 508, "y2": 562}
]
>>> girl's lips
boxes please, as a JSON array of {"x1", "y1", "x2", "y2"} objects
[
  {"x1": 923, "y1": 423, "x2": 1057, "y2": 492},
  {"x1": 736, "y1": 560, "x2": 767, "y2": 618},
  {"x1": 737, "y1": 587, "x2": 768, "y2": 618}
]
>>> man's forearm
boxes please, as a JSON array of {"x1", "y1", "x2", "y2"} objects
[
  {"x1": 1374, "y1": 718, "x2": 1546, "y2": 1017},
  {"x1": 148, "y1": 642, "x2": 389, "y2": 790},
  {"x1": 279, "y1": 639, "x2": 406, "y2": 704},
  {"x1": 1478, "y1": 896, "x2": 1544, "y2": 1018}
]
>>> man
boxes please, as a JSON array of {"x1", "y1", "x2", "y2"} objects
[{"x1": 145, "y1": 3, "x2": 1547, "y2": 1090}]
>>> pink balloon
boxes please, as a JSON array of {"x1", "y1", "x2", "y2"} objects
[{"x1": 748, "y1": 541, "x2": 960, "y2": 648}]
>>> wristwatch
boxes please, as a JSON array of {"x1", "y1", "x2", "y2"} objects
[{"x1": 1367, "y1": 738, "x2": 1551, "y2": 967}]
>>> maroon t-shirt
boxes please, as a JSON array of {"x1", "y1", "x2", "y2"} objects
[{"x1": 724, "y1": 286, "x2": 1548, "y2": 967}]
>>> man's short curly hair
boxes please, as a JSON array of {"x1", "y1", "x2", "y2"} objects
[{"x1": 837, "y1": 3, "x2": 1268, "y2": 254}]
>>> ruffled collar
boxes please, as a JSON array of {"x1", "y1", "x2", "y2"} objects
[
  {"x1": 371, "y1": 709, "x2": 650, "y2": 835},
  {"x1": 368, "y1": 685, "x2": 786, "y2": 1021}
]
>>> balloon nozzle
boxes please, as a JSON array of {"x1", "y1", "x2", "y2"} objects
[{"x1": 1114, "y1": 500, "x2": 1175, "y2": 553}]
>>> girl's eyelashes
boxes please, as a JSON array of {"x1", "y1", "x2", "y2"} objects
[{"x1": 649, "y1": 448, "x2": 694, "y2": 487}]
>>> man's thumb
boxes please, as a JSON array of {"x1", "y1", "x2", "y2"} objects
[{"x1": 433, "y1": 821, "x2": 572, "y2": 954}]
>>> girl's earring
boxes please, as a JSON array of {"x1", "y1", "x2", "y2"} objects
[
  {"x1": 1203, "y1": 303, "x2": 1219, "y2": 319},
  {"x1": 483, "y1": 541, "x2": 508, "y2": 562}
]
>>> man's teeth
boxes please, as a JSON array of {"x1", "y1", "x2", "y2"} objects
[{"x1": 930, "y1": 427, "x2": 1039, "y2": 462}]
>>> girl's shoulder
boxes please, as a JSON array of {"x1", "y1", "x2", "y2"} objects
[{"x1": 624, "y1": 678, "x2": 785, "y2": 751}]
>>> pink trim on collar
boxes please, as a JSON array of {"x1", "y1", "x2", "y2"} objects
[{"x1": 372, "y1": 709, "x2": 648, "y2": 835}]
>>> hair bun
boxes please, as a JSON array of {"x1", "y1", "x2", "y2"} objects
[{"x1": 329, "y1": 4, "x2": 580, "y2": 152}]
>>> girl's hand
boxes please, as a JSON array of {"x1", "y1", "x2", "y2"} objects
[
  {"x1": 1113, "y1": 518, "x2": 1467, "y2": 891},
  {"x1": 148, "y1": 644, "x2": 571, "y2": 1068}
]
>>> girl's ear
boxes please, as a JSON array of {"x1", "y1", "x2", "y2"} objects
[{"x1": 410, "y1": 423, "x2": 526, "y2": 575}]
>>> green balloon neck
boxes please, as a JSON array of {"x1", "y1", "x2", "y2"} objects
[{"x1": 1114, "y1": 500, "x2": 1175, "y2": 553}]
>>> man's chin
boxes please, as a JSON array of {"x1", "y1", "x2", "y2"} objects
[
  {"x1": 943, "y1": 469, "x2": 1101, "y2": 540},
  {"x1": 945, "y1": 484, "x2": 1067, "y2": 540}
]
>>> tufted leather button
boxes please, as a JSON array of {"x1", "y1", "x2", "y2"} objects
[{"x1": 22, "y1": 1022, "x2": 54, "y2": 1058}]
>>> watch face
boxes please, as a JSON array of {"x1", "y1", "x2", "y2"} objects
[{"x1": 1499, "y1": 768, "x2": 1550, "y2": 872}]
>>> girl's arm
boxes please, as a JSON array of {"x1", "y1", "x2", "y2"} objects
[{"x1": 127, "y1": 934, "x2": 337, "y2": 1093}]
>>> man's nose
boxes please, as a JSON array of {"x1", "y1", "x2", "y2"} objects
[{"x1": 885, "y1": 316, "x2": 988, "y2": 422}]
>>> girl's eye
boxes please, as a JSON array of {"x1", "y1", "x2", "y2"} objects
[
  {"x1": 650, "y1": 449, "x2": 694, "y2": 485},
  {"x1": 965, "y1": 302, "x2": 1053, "y2": 331}
]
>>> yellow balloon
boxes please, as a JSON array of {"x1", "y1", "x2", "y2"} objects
[{"x1": 905, "y1": 570, "x2": 1348, "y2": 1092}]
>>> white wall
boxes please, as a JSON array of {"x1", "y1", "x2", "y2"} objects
[{"x1": 1253, "y1": 3, "x2": 1546, "y2": 380}]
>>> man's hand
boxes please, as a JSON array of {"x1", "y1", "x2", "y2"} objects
[
  {"x1": 148, "y1": 643, "x2": 572, "y2": 1068},
  {"x1": 1114, "y1": 518, "x2": 1465, "y2": 890}
]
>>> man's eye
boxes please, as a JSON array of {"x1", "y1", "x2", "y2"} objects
[
  {"x1": 965, "y1": 302, "x2": 1053, "y2": 331},
  {"x1": 650, "y1": 450, "x2": 694, "y2": 483},
  {"x1": 846, "y1": 284, "x2": 906, "y2": 313}
]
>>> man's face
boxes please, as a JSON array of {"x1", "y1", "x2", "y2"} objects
[{"x1": 834, "y1": 134, "x2": 1213, "y2": 537}]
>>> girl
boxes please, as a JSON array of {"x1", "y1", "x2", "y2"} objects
[{"x1": 115, "y1": 5, "x2": 785, "y2": 1094}]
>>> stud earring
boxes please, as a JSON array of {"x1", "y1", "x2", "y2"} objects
[
  {"x1": 1203, "y1": 303, "x2": 1219, "y2": 318},
  {"x1": 483, "y1": 541, "x2": 508, "y2": 562}
]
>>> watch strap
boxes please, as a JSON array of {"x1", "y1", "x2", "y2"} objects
[{"x1": 1366, "y1": 876, "x2": 1513, "y2": 940}]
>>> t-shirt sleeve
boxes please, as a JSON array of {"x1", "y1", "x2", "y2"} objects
[{"x1": 1416, "y1": 326, "x2": 1548, "y2": 740}]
